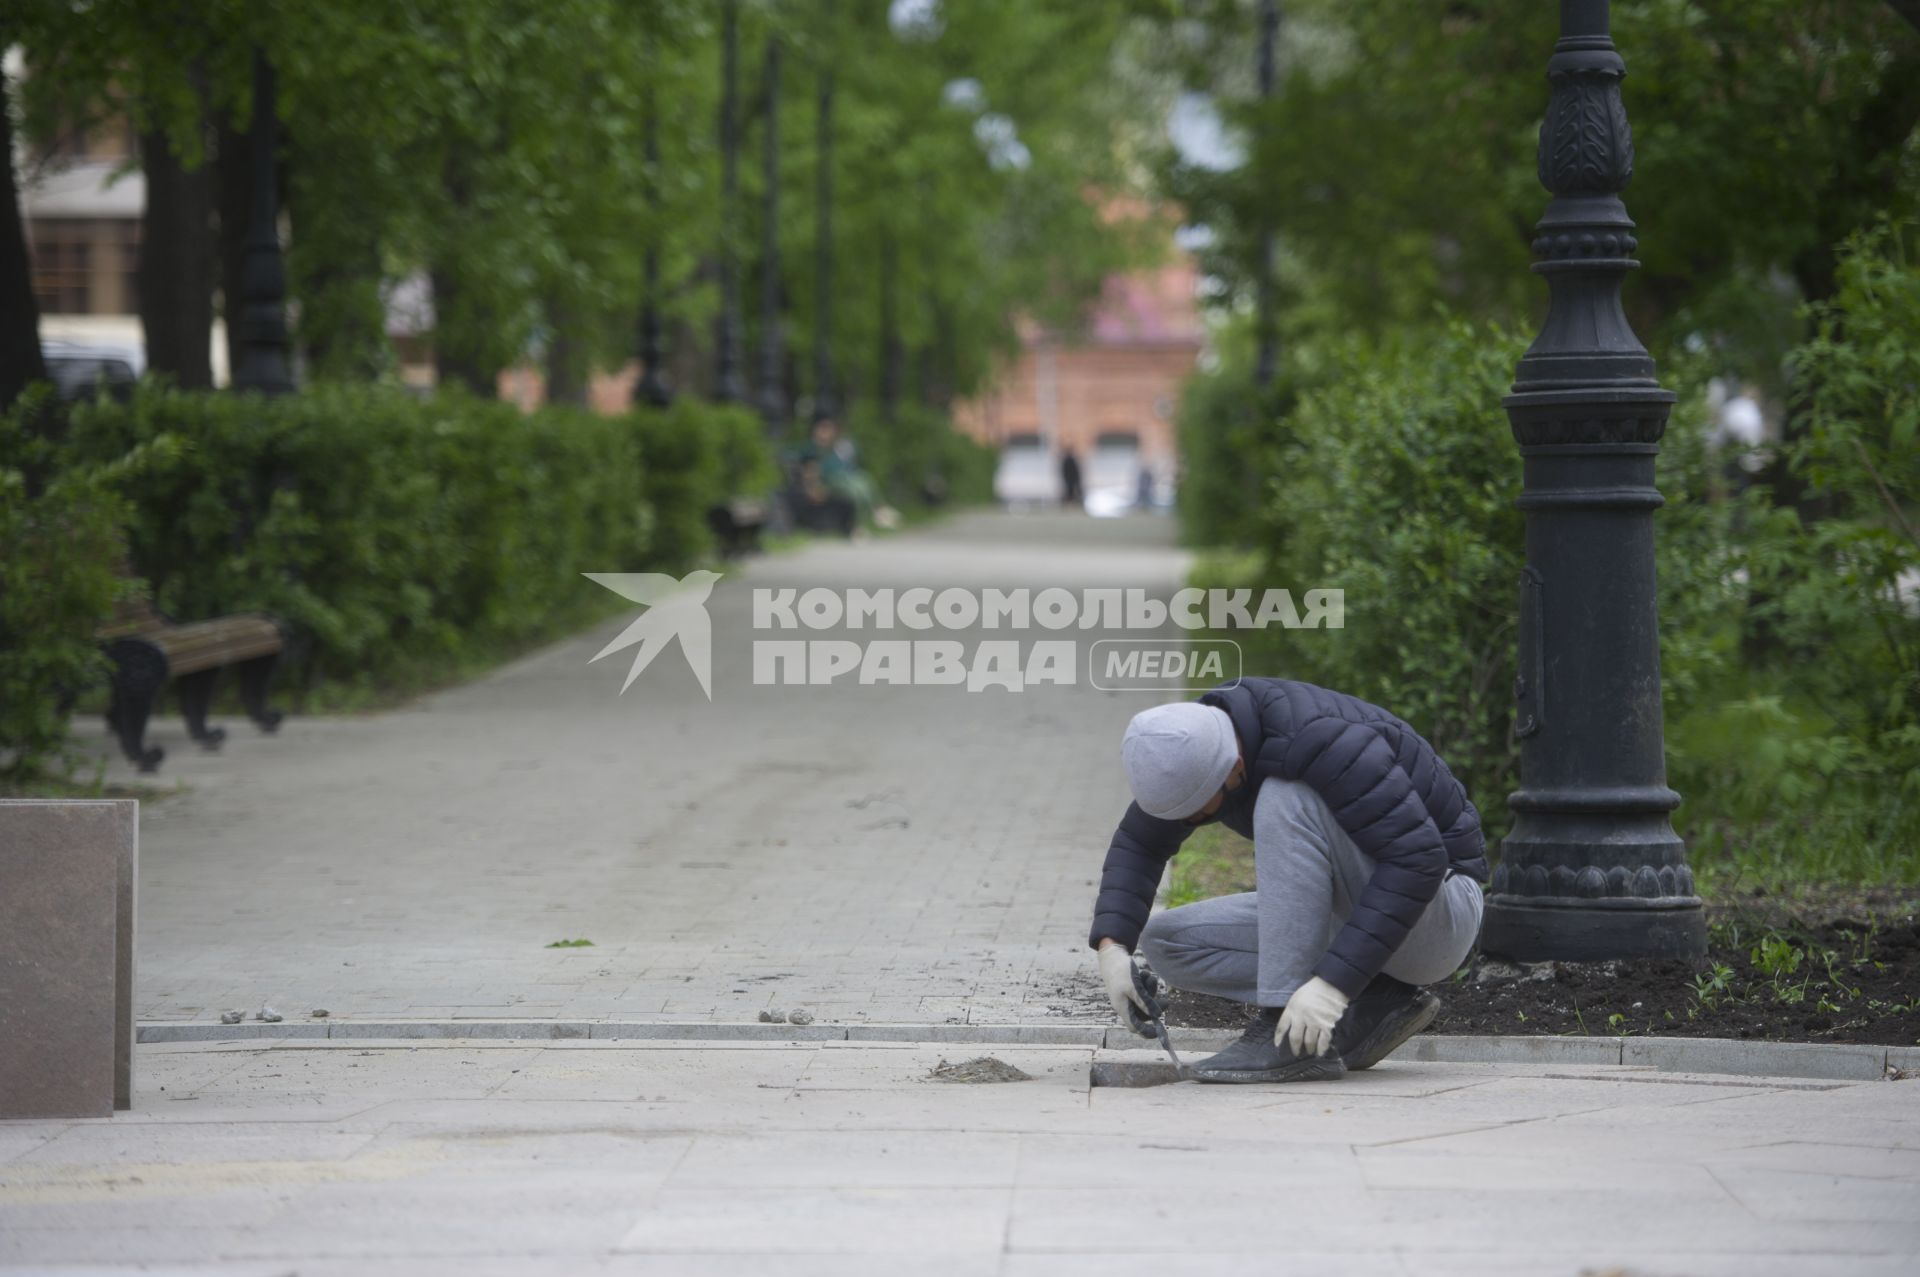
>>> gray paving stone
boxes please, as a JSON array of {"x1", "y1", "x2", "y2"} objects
[
  {"x1": 139, "y1": 1021, "x2": 329, "y2": 1043},
  {"x1": 1886, "y1": 1044, "x2": 1919, "y2": 1078},
  {"x1": 1403, "y1": 1034, "x2": 1623, "y2": 1067},
  {"x1": 846, "y1": 1023, "x2": 1105, "y2": 1046},
  {"x1": 1622, "y1": 1035, "x2": 1887, "y2": 1081},
  {"x1": 588, "y1": 1022, "x2": 848, "y2": 1042},
  {"x1": 101, "y1": 513, "x2": 1188, "y2": 1033}
]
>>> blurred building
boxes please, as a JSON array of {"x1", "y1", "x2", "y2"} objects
[
  {"x1": 6, "y1": 91, "x2": 218, "y2": 378},
  {"x1": 954, "y1": 244, "x2": 1203, "y2": 508}
]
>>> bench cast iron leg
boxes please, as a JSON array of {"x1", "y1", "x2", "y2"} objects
[
  {"x1": 174, "y1": 669, "x2": 227, "y2": 750},
  {"x1": 103, "y1": 640, "x2": 168, "y2": 773},
  {"x1": 238, "y1": 652, "x2": 283, "y2": 733}
]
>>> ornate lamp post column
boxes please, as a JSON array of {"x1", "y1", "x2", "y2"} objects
[
  {"x1": 1480, "y1": 0, "x2": 1705, "y2": 961},
  {"x1": 1251, "y1": 0, "x2": 1279, "y2": 390},
  {"x1": 810, "y1": 2, "x2": 836, "y2": 422},
  {"x1": 756, "y1": 35, "x2": 785, "y2": 431},
  {"x1": 232, "y1": 47, "x2": 292, "y2": 396},
  {"x1": 712, "y1": 0, "x2": 747, "y2": 404},
  {"x1": 635, "y1": 70, "x2": 672, "y2": 408}
]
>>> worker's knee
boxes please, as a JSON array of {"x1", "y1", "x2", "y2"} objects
[
  {"x1": 1136, "y1": 911, "x2": 1186, "y2": 974},
  {"x1": 1137, "y1": 905, "x2": 1216, "y2": 977}
]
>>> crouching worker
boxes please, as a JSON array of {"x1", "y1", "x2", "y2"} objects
[{"x1": 1090, "y1": 679, "x2": 1489, "y2": 1083}]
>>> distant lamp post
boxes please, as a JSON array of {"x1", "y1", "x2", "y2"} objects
[
  {"x1": 878, "y1": 228, "x2": 901, "y2": 427},
  {"x1": 231, "y1": 48, "x2": 292, "y2": 396},
  {"x1": 811, "y1": 3, "x2": 836, "y2": 423},
  {"x1": 712, "y1": 0, "x2": 748, "y2": 404},
  {"x1": 756, "y1": 35, "x2": 785, "y2": 431},
  {"x1": 1252, "y1": 0, "x2": 1279, "y2": 390},
  {"x1": 1480, "y1": 0, "x2": 1705, "y2": 962},
  {"x1": 635, "y1": 69, "x2": 672, "y2": 408}
]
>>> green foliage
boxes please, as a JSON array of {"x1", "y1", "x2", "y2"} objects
[
  {"x1": 1192, "y1": 322, "x2": 1529, "y2": 804},
  {"x1": 52, "y1": 383, "x2": 767, "y2": 696},
  {"x1": 0, "y1": 392, "x2": 127, "y2": 778},
  {"x1": 12, "y1": 0, "x2": 1163, "y2": 406},
  {"x1": 1173, "y1": 346, "x2": 1294, "y2": 548},
  {"x1": 843, "y1": 405, "x2": 998, "y2": 511},
  {"x1": 1184, "y1": 225, "x2": 1920, "y2": 891},
  {"x1": 633, "y1": 399, "x2": 773, "y2": 569},
  {"x1": 1670, "y1": 223, "x2": 1920, "y2": 891},
  {"x1": 1153, "y1": 0, "x2": 1920, "y2": 397}
]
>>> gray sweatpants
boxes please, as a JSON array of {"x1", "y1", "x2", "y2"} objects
[{"x1": 1139, "y1": 777, "x2": 1484, "y2": 1007}]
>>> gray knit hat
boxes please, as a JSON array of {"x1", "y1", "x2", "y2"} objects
[{"x1": 1121, "y1": 702, "x2": 1240, "y2": 820}]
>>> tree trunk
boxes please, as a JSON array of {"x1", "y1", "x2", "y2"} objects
[
  {"x1": 543, "y1": 293, "x2": 588, "y2": 407},
  {"x1": 277, "y1": 114, "x2": 390, "y2": 381},
  {"x1": 430, "y1": 149, "x2": 499, "y2": 398},
  {"x1": 0, "y1": 67, "x2": 48, "y2": 411},
  {"x1": 430, "y1": 264, "x2": 497, "y2": 397},
  {"x1": 215, "y1": 118, "x2": 249, "y2": 382},
  {"x1": 138, "y1": 117, "x2": 216, "y2": 389}
]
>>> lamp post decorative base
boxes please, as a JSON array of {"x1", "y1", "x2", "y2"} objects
[
  {"x1": 1482, "y1": 0, "x2": 1705, "y2": 963},
  {"x1": 1481, "y1": 902, "x2": 1706, "y2": 964}
]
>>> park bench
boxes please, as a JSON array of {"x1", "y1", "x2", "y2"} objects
[
  {"x1": 97, "y1": 589, "x2": 286, "y2": 773},
  {"x1": 706, "y1": 496, "x2": 769, "y2": 558}
]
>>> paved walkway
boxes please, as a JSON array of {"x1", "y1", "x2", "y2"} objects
[
  {"x1": 20, "y1": 510, "x2": 1920, "y2": 1272},
  {"x1": 4, "y1": 1039, "x2": 1916, "y2": 1273},
  {"x1": 88, "y1": 510, "x2": 1191, "y2": 1027}
]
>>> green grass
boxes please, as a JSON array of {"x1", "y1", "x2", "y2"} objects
[{"x1": 1166, "y1": 824, "x2": 1258, "y2": 907}]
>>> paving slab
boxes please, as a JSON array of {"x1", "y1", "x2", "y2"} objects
[
  {"x1": 81, "y1": 512, "x2": 1187, "y2": 1033},
  {"x1": 8, "y1": 1039, "x2": 1917, "y2": 1272}
]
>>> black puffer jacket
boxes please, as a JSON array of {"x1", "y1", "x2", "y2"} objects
[{"x1": 1088, "y1": 678, "x2": 1489, "y2": 997}]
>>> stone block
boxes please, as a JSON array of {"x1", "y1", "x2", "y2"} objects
[
  {"x1": 843, "y1": 1023, "x2": 1105, "y2": 1046},
  {"x1": 588, "y1": 1021, "x2": 847, "y2": 1042},
  {"x1": 1622, "y1": 1035, "x2": 1887, "y2": 1082},
  {"x1": 137, "y1": 1021, "x2": 327, "y2": 1043},
  {"x1": 0, "y1": 800, "x2": 136, "y2": 1119},
  {"x1": 1404, "y1": 1034, "x2": 1623, "y2": 1067}
]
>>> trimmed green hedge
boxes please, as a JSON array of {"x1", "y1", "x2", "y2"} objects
[
  {"x1": 0, "y1": 391, "x2": 128, "y2": 777},
  {"x1": 843, "y1": 404, "x2": 997, "y2": 511},
  {"x1": 1183, "y1": 230, "x2": 1920, "y2": 889},
  {"x1": 0, "y1": 383, "x2": 772, "y2": 777}
]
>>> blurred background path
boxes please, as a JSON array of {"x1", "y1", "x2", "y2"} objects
[{"x1": 79, "y1": 510, "x2": 1190, "y2": 1029}]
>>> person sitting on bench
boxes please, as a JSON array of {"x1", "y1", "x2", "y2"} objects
[{"x1": 1090, "y1": 678, "x2": 1489, "y2": 1083}]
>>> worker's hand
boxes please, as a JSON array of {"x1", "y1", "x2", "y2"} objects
[
  {"x1": 1097, "y1": 940, "x2": 1150, "y2": 1030},
  {"x1": 1275, "y1": 976, "x2": 1349, "y2": 1057}
]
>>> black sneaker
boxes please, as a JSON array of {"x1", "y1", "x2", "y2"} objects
[
  {"x1": 1190, "y1": 1007, "x2": 1347, "y2": 1084},
  {"x1": 1333, "y1": 975, "x2": 1441, "y2": 1071}
]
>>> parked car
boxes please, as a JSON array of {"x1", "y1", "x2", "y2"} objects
[
  {"x1": 41, "y1": 339, "x2": 143, "y2": 403},
  {"x1": 993, "y1": 434, "x2": 1056, "y2": 508}
]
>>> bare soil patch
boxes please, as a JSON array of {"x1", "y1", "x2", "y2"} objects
[{"x1": 1163, "y1": 893, "x2": 1920, "y2": 1047}]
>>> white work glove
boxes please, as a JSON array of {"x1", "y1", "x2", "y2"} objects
[
  {"x1": 1097, "y1": 942, "x2": 1150, "y2": 1030},
  {"x1": 1275, "y1": 976, "x2": 1350, "y2": 1057}
]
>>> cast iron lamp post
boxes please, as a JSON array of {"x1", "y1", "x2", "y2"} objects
[
  {"x1": 811, "y1": 0, "x2": 836, "y2": 423},
  {"x1": 1479, "y1": 0, "x2": 1706, "y2": 961},
  {"x1": 1252, "y1": 0, "x2": 1279, "y2": 390},
  {"x1": 635, "y1": 67, "x2": 672, "y2": 409},
  {"x1": 232, "y1": 48, "x2": 292, "y2": 396},
  {"x1": 712, "y1": 0, "x2": 747, "y2": 404},
  {"x1": 757, "y1": 35, "x2": 786, "y2": 431}
]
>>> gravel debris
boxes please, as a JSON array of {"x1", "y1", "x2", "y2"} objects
[{"x1": 927, "y1": 1057, "x2": 1032, "y2": 1084}]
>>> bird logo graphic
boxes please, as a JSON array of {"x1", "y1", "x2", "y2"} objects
[{"x1": 583, "y1": 570, "x2": 722, "y2": 698}]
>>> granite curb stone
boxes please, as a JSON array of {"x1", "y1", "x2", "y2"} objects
[
  {"x1": 1622, "y1": 1035, "x2": 1889, "y2": 1081},
  {"x1": 129, "y1": 1020, "x2": 1914, "y2": 1083}
]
